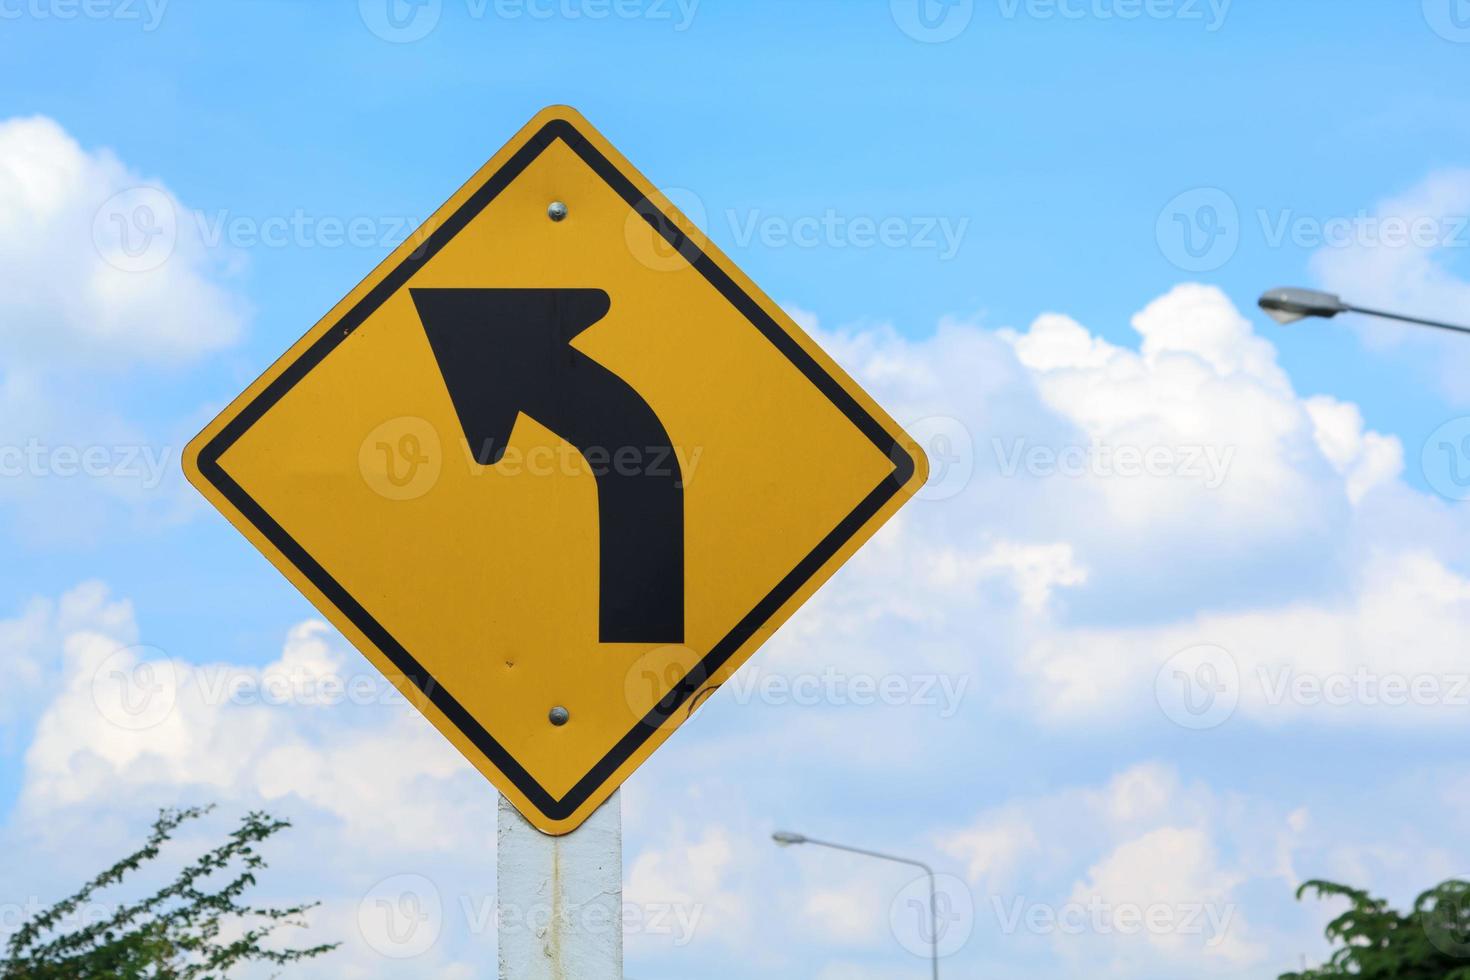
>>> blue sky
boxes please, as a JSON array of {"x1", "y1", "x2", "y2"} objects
[{"x1": 4, "y1": 1, "x2": 1470, "y2": 977}]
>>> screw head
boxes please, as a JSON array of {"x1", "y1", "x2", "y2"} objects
[
  {"x1": 547, "y1": 201, "x2": 568, "y2": 222},
  {"x1": 549, "y1": 706, "x2": 570, "y2": 726}
]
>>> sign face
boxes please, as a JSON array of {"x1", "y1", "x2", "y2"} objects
[{"x1": 185, "y1": 106, "x2": 928, "y2": 834}]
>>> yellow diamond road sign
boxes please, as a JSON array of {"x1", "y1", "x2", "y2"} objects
[{"x1": 184, "y1": 106, "x2": 929, "y2": 835}]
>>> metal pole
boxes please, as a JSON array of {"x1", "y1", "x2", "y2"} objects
[
  {"x1": 795, "y1": 836, "x2": 940, "y2": 979},
  {"x1": 928, "y1": 865, "x2": 939, "y2": 980},
  {"x1": 1342, "y1": 303, "x2": 1470, "y2": 336},
  {"x1": 497, "y1": 792, "x2": 621, "y2": 979}
]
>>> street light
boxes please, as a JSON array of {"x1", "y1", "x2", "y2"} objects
[
  {"x1": 1258, "y1": 286, "x2": 1470, "y2": 335},
  {"x1": 771, "y1": 830, "x2": 940, "y2": 979}
]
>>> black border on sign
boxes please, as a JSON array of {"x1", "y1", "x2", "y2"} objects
[{"x1": 197, "y1": 119, "x2": 916, "y2": 821}]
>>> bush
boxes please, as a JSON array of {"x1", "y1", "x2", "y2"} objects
[
  {"x1": 1282, "y1": 878, "x2": 1470, "y2": 979},
  {"x1": 1, "y1": 805, "x2": 337, "y2": 979}
]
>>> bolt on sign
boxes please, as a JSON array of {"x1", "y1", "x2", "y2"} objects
[{"x1": 184, "y1": 106, "x2": 929, "y2": 834}]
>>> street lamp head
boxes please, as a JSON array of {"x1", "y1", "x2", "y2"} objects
[
  {"x1": 771, "y1": 831, "x2": 808, "y2": 847},
  {"x1": 1258, "y1": 287, "x2": 1347, "y2": 325}
]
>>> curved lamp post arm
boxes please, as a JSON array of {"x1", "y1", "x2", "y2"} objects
[
  {"x1": 794, "y1": 836, "x2": 936, "y2": 875},
  {"x1": 772, "y1": 832, "x2": 940, "y2": 979}
]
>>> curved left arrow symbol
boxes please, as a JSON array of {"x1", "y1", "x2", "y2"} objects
[{"x1": 411, "y1": 287, "x2": 684, "y2": 644}]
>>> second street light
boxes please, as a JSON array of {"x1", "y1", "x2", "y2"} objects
[
  {"x1": 772, "y1": 830, "x2": 941, "y2": 979},
  {"x1": 1258, "y1": 286, "x2": 1470, "y2": 335}
]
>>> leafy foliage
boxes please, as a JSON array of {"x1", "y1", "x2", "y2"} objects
[
  {"x1": 1, "y1": 805, "x2": 337, "y2": 979},
  {"x1": 1282, "y1": 878, "x2": 1470, "y2": 979}
]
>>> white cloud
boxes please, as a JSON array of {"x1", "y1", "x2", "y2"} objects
[
  {"x1": 1001, "y1": 285, "x2": 1340, "y2": 547},
  {"x1": 802, "y1": 286, "x2": 1390, "y2": 649},
  {"x1": 1304, "y1": 395, "x2": 1403, "y2": 504},
  {"x1": 1067, "y1": 826, "x2": 1259, "y2": 965},
  {"x1": 22, "y1": 613, "x2": 491, "y2": 851},
  {"x1": 940, "y1": 811, "x2": 1041, "y2": 894},
  {"x1": 941, "y1": 763, "x2": 1279, "y2": 976},
  {"x1": 0, "y1": 585, "x2": 502, "y2": 978},
  {"x1": 0, "y1": 580, "x2": 133, "y2": 733},
  {"x1": 0, "y1": 115, "x2": 244, "y2": 369},
  {"x1": 1310, "y1": 169, "x2": 1470, "y2": 401},
  {"x1": 1022, "y1": 548, "x2": 1470, "y2": 728},
  {"x1": 792, "y1": 284, "x2": 1470, "y2": 732},
  {"x1": 941, "y1": 763, "x2": 1195, "y2": 889},
  {"x1": 625, "y1": 824, "x2": 749, "y2": 954},
  {"x1": 971, "y1": 541, "x2": 1088, "y2": 612},
  {"x1": 801, "y1": 886, "x2": 880, "y2": 944},
  {"x1": 0, "y1": 115, "x2": 248, "y2": 546},
  {"x1": 1310, "y1": 169, "x2": 1470, "y2": 327}
]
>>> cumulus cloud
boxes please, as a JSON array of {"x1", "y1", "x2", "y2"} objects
[
  {"x1": 1066, "y1": 827, "x2": 1256, "y2": 965},
  {"x1": 1000, "y1": 285, "x2": 1366, "y2": 608},
  {"x1": 970, "y1": 540, "x2": 1089, "y2": 612},
  {"x1": 0, "y1": 585, "x2": 500, "y2": 978},
  {"x1": 0, "y1": 115, "x2": 249, "y2": 546},
  {"x1": 790, "y1": 284, "x2": 1470, "y2": 734},
  {"x1": 1304, "y1": 395, "x2": 1404, "y2": 505},
  {"x1": 0, "y1": 115, "x2": 244, "y2": 369},
  {"x1": 940, "y1": 763, "x2": 1279, "y2": 976},
  {"x1": 802, "y1": 286, "x2": 1387, "y2": 646},
  {"x1": 0, "y1": 581, "x2": 134, "y2": 736},
  {"x1": 0, "y1": 116, "x2": 252, "y2": 543},
  {"x1": 625, "y1": 825, "x2": 747, "y2": 953},
  {"x1": 22, "y1": 615, "x2": 494, "y2": 847},
  {"x1": 1025, "y1": 548, "x2": 1470, "y2": 728}
]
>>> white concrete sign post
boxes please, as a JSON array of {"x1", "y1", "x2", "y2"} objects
[{"x1": 497, "y1": 792, "x2": 623, "y2": 979}]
